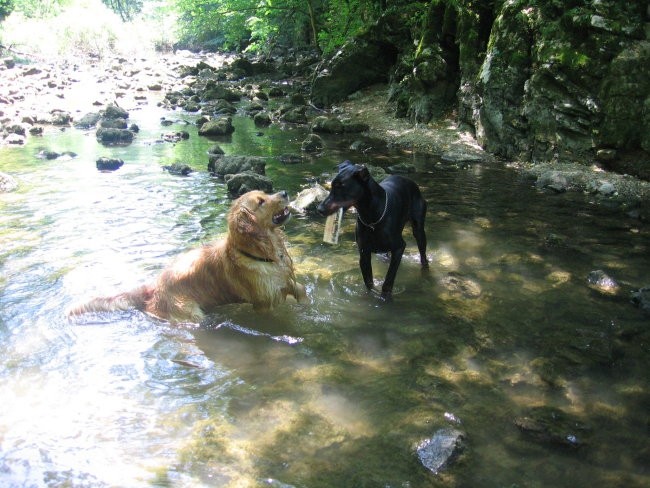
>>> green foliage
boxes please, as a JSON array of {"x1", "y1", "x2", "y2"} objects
[
  {"x1": 0, "y1": 0, "x2": 15, "y2": 21},
  {"x1": 102, "y1": 0, "x2": 143, "y2": 20},
  {"x1": 9, "y1": 0, "x2": 67, "y2": 18}
]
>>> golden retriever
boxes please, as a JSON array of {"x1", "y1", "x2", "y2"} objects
[{"x1": 68, "y1": 190, "x2": 307, "y2": 323}]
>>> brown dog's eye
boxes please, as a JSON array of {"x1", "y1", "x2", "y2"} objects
[{"x1": 257, "y1": 197, "x2": 265, "y2": 207}]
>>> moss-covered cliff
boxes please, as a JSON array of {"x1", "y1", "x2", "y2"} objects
[{"x1": 311, "y1": 0, "x2": 650, "y2": 176}]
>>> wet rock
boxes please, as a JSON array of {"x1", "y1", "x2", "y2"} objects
[
  {"x1": 440, "y1": 150, "x2": 487, "y2": 166},
  {"x1": 205, "y1": 99, "x2": 237, "y2": 115},
  {"x1": 537, "y1": 171, "x2": 569, "y2": 193},
  {"x1": 301, "y1": 133, "x2": 324, "y2": 153},
  {"x1": 0, "y1": 172, "x2": 18, "y2": 192},
  {"x1": 416, "y1": 428, "x2": 465, "y2": 474},
  {"x1": 587, "y1": 270, "x2": 620, "y2": 296},
  {"x1": 208, "y1": 155, "x2": 266, "y2": 177},
  {"x1": 96, "y1": 127, "x2": 134, "y2": 145},
  {"x1": 342, "y1": 120, "x2": 370, "y2": 133},
  {"x1": 37, "y1": 150, "x2": 61, "y2": 160},
  {"x1": 3, "y1": 57, "x2": 15, "y2": 69},
  {"x1": 96, "y1": 157, "x2": 124, "y2": 171},
  {"x1": 207, "y1": 143, "x2": 225, "y2": 156},
  {"x1": 439, "y1": 273, "x2": 482, "y2": 298},
  {"x1": 350, "y1": 140, "x2": 372, "y2": 152},
  {"x1": 312, "y1": 116, "x2": 344, "y2": 134},
  {"x1": 201, "y1": 83, "x2": 241, "y2": 102},
  {"x1": 387, "y1": 163, "x2": 416, "y2": 174},
  {"x1": 198, "y1": 117, "x2": 235, "y2": 136},
  {"x1": 514, "y1": 406, "x2": 590, "y2": 449},
  {"x1": 4, "y1": 133, "x2": 25, "y2": 145},
  {"x1": 162, "y1": 131, "x2": 190, "y2": 143},
  {"x1": 253, "y1": 111, "x2": 272, "y2": 126},
  {"x1": 102, "y1": 103, "x2": 129, "y2": 120},
  {"x1": 289, "y1": 185, "x2": 329, "y2": 214},
  {"x1": 163, "y1": 163, "x2": 193, "y2": 176},
  {"x1": 50, "y1": 110, "x2": 72, "y2": 126},
  {"x1": 74, "y1": 112, "x2": 102, "y2": 129},
  {"x1": 281, "y1": 106, "x2": 308, "y2": 124},
  {"x1": 100, "y1": 118, "x2": 128, "y2": 129},
  {"x1": 278, "y1": 153, "x2": 303, "y2": 165},
  {"x1": 631, "y1": 287, "x2": 650, "y2": 315},
  {"x1": 225, "y1": 171, "x2": 273, "y2": 196}
]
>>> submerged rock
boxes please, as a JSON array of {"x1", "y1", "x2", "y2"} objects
[
  {"x1": 514, "y1": 406, "x2": 590, "y2": 449},
  {"x1": 631, "y1": 287, "x2": 650, "y2": 315},
  {"x1": 587, "y1": 270, "x2": 620, "y2": 296},
  {"x1": 416, "y1": 428, "x2": 465, "y2": 474}
]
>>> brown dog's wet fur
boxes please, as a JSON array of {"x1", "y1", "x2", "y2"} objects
[{"x1": 67, "y1": 191, "x2": 307, "y2": 323}]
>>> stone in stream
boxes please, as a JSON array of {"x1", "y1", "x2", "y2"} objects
[
  {"x1": 514, "y1": 406, "x2": 590, "y2": 449},
  {"x1": 225, "y1": 171, "x2": 273, "y2": 196},
  {"x1": 416, "y1": 428, "x2": 465, "y2": 474},
  {"x1": 96, "y1": 157, "x2": 124, "y2": 171},
  {"x1": 631, "y1": 287, "x2": 650, "y2": 315},
  {"x1": 0, "y1": 172, "x2": 18, "y2": 192},
  {"x1": 208, "y1": 155, "x2": 266, "y2": 177}
]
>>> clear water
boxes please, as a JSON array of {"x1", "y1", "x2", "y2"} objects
[{"x1": 1, "y1": 100, "x2": 649, "y2": 488}]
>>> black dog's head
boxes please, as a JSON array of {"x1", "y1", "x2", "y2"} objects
[{"x1": 317, "y1": 160, "x2": 371, "y2": 216}]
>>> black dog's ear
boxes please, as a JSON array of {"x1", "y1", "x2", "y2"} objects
[
  {"x1": 355, "y1": 164, "x2": 371, "y2": 182},
  {"x1": 337, "y1": 160, "x2": 354, "y2": 172}
]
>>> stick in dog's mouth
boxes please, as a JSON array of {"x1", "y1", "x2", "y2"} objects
[{"x1": 272, "y1": 207, "x2": 291, "y2": 225}]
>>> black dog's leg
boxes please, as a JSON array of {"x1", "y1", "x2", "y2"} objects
[
  {"x1": 412, "y1": 220, "x2": 428, "y2": 267},
  {"x1": 411, "y1": 198, "x2": 428, "y2": 267},
  {"x1": 359, "y1": 248, "x2": 374, "y2": 290},
  {"x1": 381, "y1": 242, "x2": 405, "y2": 299}
]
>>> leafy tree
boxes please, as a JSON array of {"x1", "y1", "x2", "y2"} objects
[
  {"x1": 0, "y1": 0, "x2": 15, "y2": 21},
  {"x1": 102, "y1": 0, "x2": 143, "y2": 20}
]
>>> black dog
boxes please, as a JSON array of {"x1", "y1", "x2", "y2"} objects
[{"x1": 317, "y1": 161, "x2": 428, "y2": 300}]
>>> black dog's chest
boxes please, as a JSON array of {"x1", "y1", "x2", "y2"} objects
[{"x1": 356, "y1": 221, "x2": 404, "y2": 253}]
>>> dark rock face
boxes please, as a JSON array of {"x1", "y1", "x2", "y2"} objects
[
  {"x1": 311, "y1": 37, "x2": 398, "y2": 108},
  {"x1": 310, "y1": 1, "x2": 648, "y2": 173}
]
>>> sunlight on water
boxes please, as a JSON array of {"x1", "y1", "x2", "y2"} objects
[{"x1": 1, "y1": 93, "x2": 649, "y2": 488}]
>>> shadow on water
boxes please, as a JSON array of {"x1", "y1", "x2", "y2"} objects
[{"x1": 1, "y1": 104, "x2": 649, "y2": 487}]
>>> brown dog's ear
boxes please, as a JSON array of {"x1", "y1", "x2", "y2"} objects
[{"x1": 228, "y1": 201, "x2": 276, "y2": 261}]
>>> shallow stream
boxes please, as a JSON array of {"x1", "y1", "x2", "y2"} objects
[{"x1": 1, "y1": 98, "x2": 649, "y2": 487}]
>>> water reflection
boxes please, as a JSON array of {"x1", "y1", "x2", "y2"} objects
[{"x1": 0, "y1": 104, "x2": 649, "y2": 487}]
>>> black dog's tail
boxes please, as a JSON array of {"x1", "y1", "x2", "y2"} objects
[{"x1": 66, "y1": 285, "x2": 153, "y2": 317}]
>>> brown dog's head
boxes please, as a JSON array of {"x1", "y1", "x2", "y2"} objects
[{"x1": 227, "y1": 190, "x2": 291, "y2": 261}]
